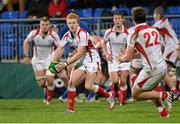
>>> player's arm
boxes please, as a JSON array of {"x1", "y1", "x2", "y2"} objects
[
  {"x1": 23, "y1": 38, "x2": 31, "y2": 64},
  {"x1": 117, "y1": 46, "x2": 134, "y2": 62},
  {"x1": 66, "y1": 46, "x2": 85, "y2": 65},
  {"x1": 53, "y1": 44, "x2": 64, "y2": 61}
]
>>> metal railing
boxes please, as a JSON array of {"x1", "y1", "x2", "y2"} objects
[{"x1": 0, "y1": 15, "x2": 180, "y2": 63}]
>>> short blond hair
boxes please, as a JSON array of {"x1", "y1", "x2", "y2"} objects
[{"x1": 66, "y1": 12, "x2": 80, "y2": 23}]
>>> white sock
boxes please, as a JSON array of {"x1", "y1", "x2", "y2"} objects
[
  {"x1": 47, "y1": 84, "x2": 55, "y2": 91},
  {"x1": 157, "y1": 107, "x2": 164, "y2": 113},
  {"x1": 120, "y1": 85, "x2": 127, "y2": 91}
]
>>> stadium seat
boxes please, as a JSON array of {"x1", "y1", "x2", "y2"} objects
[
  {"x1": 93, "y1": 8, "x2": 104, "y2": 22},
  {"x1": 19, "y1": 11, "x2": 27, "y2": 18},
  {"x1": 0, "y1": 45, "x2": 13, "y2": 58},
  {"x1": 1, "y1": 11, "x2": 18, "y2": 19},
  {"x1": 113, "y1": 8, "x2": 130, "y2": 16},
  {"x1": 168, "y1": 6, "x2": 180, "y2": 15},
  {"x1": 76, "y1": 8, "x2": 93, "y2": 18}
]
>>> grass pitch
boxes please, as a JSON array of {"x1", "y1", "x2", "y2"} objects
[{"x1": 0, "y1": 99, "x2": 179, "y2": 123}]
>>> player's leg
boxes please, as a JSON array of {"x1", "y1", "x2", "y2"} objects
[
  {"x1": 67, "y1": 68, "x2": 85, "y2": 112},
  {"x1": 32, "y1": 61, "x2": 47, "y2": 103},
  {"x1": 109, "y1": 71, "x2": 119, "y2": 97},
  {"x1": 118, "y1": 70, "x2": 129, "y2": 105},
  {"x1": 46, "y1": 70, "x2": 55, "y2": 105}
]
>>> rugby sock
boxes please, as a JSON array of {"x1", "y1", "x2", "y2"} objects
[
  {"x1": 160, "y1": 91, "x2": 168, "y2": 101},
  {"x1": 47, "y1": 85, "x2": 55, "y2": 102},
  {"x1": 68, "y1": 87, "x2": 76, "y2": 111},
  {"x1": 110, "y1": 83, "x2": 116, "y2": 97},
  {"x1": 95, "y1": 85, "x2": 110, "y2": 98}
]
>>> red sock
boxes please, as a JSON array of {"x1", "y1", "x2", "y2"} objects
[
  {"x1": 47, "y1": 89, "x2": 53, "y2": 102},
  {"x1": 161, "y1": 91, "x2": 168, "y2": 101},
  {"x1": 97, "y1": 86, "x2": 110, "y2": 98},
  {"x1": 68, "y1": 91, "x2": 76, "y2": 111},
  {"x1": 110, "y1": 83, "x2": 116, "y2": 97}
]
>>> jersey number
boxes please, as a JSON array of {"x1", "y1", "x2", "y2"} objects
[{"x1": 144, "y1": 31, "x2": 160, "y2": 48}]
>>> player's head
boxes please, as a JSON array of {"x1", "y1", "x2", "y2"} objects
[
  {"x1": 113, "y1": 11, "x2": 124, "y2": 27},
  {"x1": 40, "y1": 17, "x2": 51, "y2": 33},
  {"x1": 154, "y1": 7, "x2": 164, "y2": 21},
  {"x1": 131, "y1": 7, "x2": 146, "y2": 25},
  {"x1": 66, "y1": 12, "x2": 80, "y2": 33}
]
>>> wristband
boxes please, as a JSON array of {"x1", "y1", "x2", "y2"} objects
[{"x1": 24, "y1": 54, "x2": 29, "y2": 57}]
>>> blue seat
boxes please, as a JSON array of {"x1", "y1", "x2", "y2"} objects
[
  {"x1": 77, "y1": 8, "x2": 93, "y2": 18},
  {"x1": 93, "y1": 8, "x2": 104, "y2": 22},
  {"x1": 168, "y1": 6, "x2": 180, "y2": 15},
  {"x1": 0, "y1": 45, "x2": 13, "y2": 58},
  {"x1": 19, "y1": 11, "x2": 27, "y2": 18},
  {"x1": 1, "y1": 11, "x2": 18, "y2": 19},
  {"x1": 113, "y1": 8, "x2": 130, "y2": 15}
]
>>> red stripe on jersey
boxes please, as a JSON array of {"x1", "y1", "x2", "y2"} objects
[
  {"x1": 137, "y1": 77, "x2": 150, "y2": 88},
  {"x1": 78, "y1": 27, "x2": 88, "y2": 43},
  {"x1": 31, "y1": 28, "x2": 40, "y2": 40},
  {"x1": 135, "y1": 42, "x2": 152, "y2": 70},
  {"x1": 159, "y1": 28, "x2": 171, "y2": 37},
  {"x1": 105, "y1": 27, "x2": 113, "y2": 38},
  {"x1": 166, "y1": 51, "x2": 174, "y2": 60},
  {"x1": 49, "y1": 29, "x2": 58, "y2": 46},
  {"x1": 62, "y1": 33, "x2": 69, "y2": 41},
  {"x1": 160, "y1": 17, "x2": 167, "y2": 24},
  {"x1": 86, "y1": 40, "x2": 95, "y2": 61},
  {"x1": 123, "y1": 28, "x2": 128, "y2": 34}
]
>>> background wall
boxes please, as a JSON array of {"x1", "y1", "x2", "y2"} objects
[{"x1": 0, "y1": 63, "x2": 43, "y2": 98}]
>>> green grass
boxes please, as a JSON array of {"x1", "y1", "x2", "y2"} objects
[{"x1": 0, "y1": 99, "x2": 179, "y2": 123}]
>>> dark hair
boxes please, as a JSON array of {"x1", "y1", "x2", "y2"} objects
[
  {"x1": 40, "y1": 17, "x2": 51, "y2": 22},
  {"x1": 113, "y1": 11, "x2": 124, "y2": 18},
  {"x1": 131, "y1": 7, "x2": 146, "y2": 24}
]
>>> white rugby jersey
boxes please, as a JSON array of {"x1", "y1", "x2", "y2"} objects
[
  {"x1": 128, "y1": 23, "x2": 166, "y2": 69},
  {"x1": 153, "y1": 17, "x2": 179, "y2": 46},
  {"x1": 60, "y1": 27, "x2": 100, "y2": 63},
  {"x1": 25, "y1": 28, "x2": 60, "y2": 60},
  {"x1": 103, "y1": 25, "x2": 128, "y2": 62}
]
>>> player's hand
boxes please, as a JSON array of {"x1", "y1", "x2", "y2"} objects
[
  {"x1": 105, "y1": 54, "x2": 112, "y2": 61},
  {"x1": 57, "y1": 63, "x2": 68, "y2": 72},
  {"x1": 115, "y1": 53, "x2": 124, "y2": 62},
  {"x1": 23, "y1": 56, "x2": 31, "y2": 64}
]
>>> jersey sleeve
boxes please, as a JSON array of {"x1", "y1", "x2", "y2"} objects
[
  {"x1": 79, "y1": 31, "x2": 88, "y2": 46},
  {"x1": 103, "y1": 30, "x2": 110, "y2": 43},
  {"x1": 127, "y1": 29, "x2": 136, "y2": 48},
  {"x1": 60, "y1": 32, "x2": 69, "y2": 47},
  {"x1": 25, "y1": 30, "x2": 37, "y2": 42}
]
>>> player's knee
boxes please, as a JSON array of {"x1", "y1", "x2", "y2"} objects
[
  {"x1": 85, "y1": 83, "x2": 93, "y2": 91},
  {"x1": 36, "y1": 76, "x2": 46, "y2": 87},
  {"x1": 46, "y1": 77, "x2": 54, "y2": 86}
]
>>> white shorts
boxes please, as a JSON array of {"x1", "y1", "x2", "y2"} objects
[
  {"x1": 78, "y1": 62, "x2": 101, "y2": 73},
  {"x1": 163, "y1": 45, "x2": 178, "y2": 64},
  {"x1": 131, "y1": 59, "x2": 143, "y2": 70},
  {"x1": 108, "y1": 61, "x2": 130, "y2": 72},
  {"x1": 31, "y1": 55, "x2": 52, "y2": 71},
  {"x1": 133, "y1": 66, "x2": 167, "y2": 90}
]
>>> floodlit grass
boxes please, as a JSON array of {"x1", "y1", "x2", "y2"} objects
[{"x1": 0, "y1": 99, "x2": 179, "y2": 123}]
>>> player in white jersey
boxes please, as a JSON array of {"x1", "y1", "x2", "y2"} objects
[
  {"x1": 102, "y1": 11, "x2": 130, "y2": 105},
  {"x1": 117, "y1": 7, "x2": 172, "y2": 117},
  {"x1": 23, "y1": 17, "x2": 68, "y2": 105},
  {"x1": 49, "y1": 12, "x2": 114, "y2": 112},
  {"x1": 153, "y1": 7, "x2": 180, "y2": 100}
]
